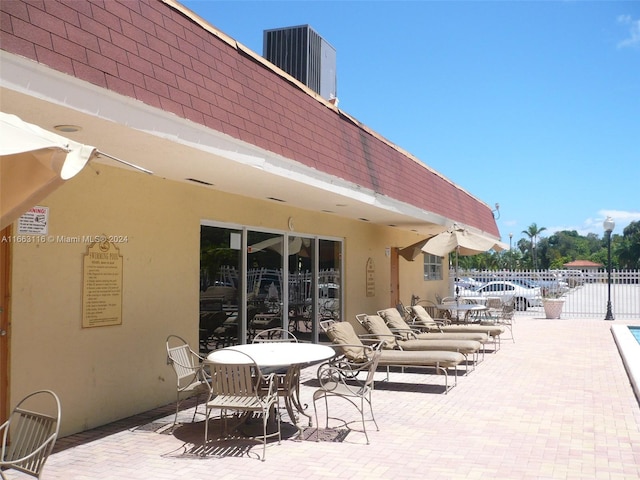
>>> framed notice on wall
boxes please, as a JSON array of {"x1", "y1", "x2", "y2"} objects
[
  {"x1": 366, "y1": 257, "x2": 375, "y2": 297},
  {"x1": 82, "y1": 238, "x2": 123, "y2": 328}
]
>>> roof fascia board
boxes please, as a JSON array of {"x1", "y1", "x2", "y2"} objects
[{"x1": 0, "y1": 51, "x2": 456, "y2": 231}]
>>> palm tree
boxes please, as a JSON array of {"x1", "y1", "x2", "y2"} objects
[{"x1": 522, "y1": 223, "x2": 547, "y2": 269}]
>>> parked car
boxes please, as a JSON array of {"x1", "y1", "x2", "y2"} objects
[
  {"x1": 474, "y1": 280, "x2": 542, "y2": 311},
  {"x1": 530, "y1": 274, "x2": 569, "y2": 297},
  {"x1": 511, "y1": 278, "x2": 540, "y2": 289},
  {"x1": 455, "y1": 276, "x2": 483, "y2": 290}
]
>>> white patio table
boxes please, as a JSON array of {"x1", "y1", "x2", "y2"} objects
[
  {"x1": 206, "y1": 343, "x2": 335, "y2": 433},
  {"x1": 436, "y1": 303, "x2": 488, "y2": 322}
]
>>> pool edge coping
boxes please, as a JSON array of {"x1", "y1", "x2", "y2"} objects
[{"x1": 611, "y1": 324, "x2": 640, "y2": 405}]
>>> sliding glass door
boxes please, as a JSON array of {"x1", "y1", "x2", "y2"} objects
[
  {"x1": 246, "y1": 231, "x2": 284, "y2": 339},
  {"x1": 200, "y1": 223, "x2": 342, "y2": 350}
]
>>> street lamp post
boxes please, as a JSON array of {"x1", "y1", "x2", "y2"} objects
[{"x1": 603, "y1": 217, "x2": 615, "y2": 321}]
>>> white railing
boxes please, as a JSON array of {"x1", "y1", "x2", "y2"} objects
[{"x1": 453, "y1": 269, "x2": 640, "y2": 318}]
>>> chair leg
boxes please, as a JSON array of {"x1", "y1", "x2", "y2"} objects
[
  {"x1": 359, "y1": 397, "x2": 369, "y2": 444},
  {"x1": 261, "y1": 411, "x2": 268, "y2": 461},
  {"x1": 172, "y1": 393, "x2": 180, "y2": 429},
  {"x1": 191, "y1": 393, "x2": 200, "y2": 423},
  {"x1": 312, "y1": 395, "x2": 322, "y2": 442},
  {"x1": 203, "y1": 407, "x2": 210, "y2": 455},
  {"x1": 367, "y1": 393, "x2": 379, "y2": 432}
]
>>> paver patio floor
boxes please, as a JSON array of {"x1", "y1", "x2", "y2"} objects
[{"x1": 14, "y1": 316, "x2": 640, "y2": 480}]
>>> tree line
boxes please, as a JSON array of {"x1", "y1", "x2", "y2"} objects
[{"x1": 457, "y1": 221, "x2": 640, "y2": 271}]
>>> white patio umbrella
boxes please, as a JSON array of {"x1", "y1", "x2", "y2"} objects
[
  {"x1": 422, "y1": 226, "x2": 508, "y2": 299},
  {"x1": 0, "y1": 112, "x2": 97, "y2": 229},
  {"x1": 248, "y1": 236, "x2": 306, "y2": 255},
  {"x1": 421, "y1": 227, "x2": 508, "y2": 258},
  {"x1": 398, "y1": 238, "x2": 431, "y2": 261}
]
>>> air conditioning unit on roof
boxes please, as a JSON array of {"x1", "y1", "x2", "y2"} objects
[{"x1": 263, "y1": 24, "x2": 337, "y2": 102}]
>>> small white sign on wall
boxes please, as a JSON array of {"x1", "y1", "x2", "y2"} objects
[{"x1": 17, "y1": 206, "x2": 49, "y2": 235}]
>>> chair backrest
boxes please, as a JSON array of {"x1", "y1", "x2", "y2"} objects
[
  {"x1": 362, "y1": 349, "x2": 382, "y2": 388},
  {"x1": 166, "y1": 335, "x2": 203, "y2": 387},
  {"x1": 317, "y1": 346, "x2": 381, "y2": 396},
  {"x1": 407, "y1": 305, "x2": 438, "y2": 328},
  {"x1": 355, "y1": 314, "x2": 398, "y2": 349},
  {"x1": 320, "y1": 320, "x2": 368, "y2": 363},
  {"x1": 501, "y1": 304, "x2": 515, "y2": 321},
  {"x1": 0, "y1": 390, "x2": 61, "y2": 479},
  {"x1": 485, "y1": 297, "x2": 503, "y2": 310},
  {"x1": 378, "y1": 308, "x2": 414, "y2": 340},
  {"x1": 252, "y1": 328, "x2": 298, "y2": 343},
  {"x1": 378, "y1": 308, "x2": 410, "y2": 329},
  {"x1": 206, "y1": 349, "x2": 264, "y2": 398}
]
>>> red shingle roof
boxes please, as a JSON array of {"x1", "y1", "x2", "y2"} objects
[
  {"x1": 563, "y1": 260, "x2": 603, "y2": 268},
  {"x1": 0, "y1": 0, "x2": 499, "y2": 237}
]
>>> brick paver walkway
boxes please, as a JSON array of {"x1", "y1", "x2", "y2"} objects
[{"x1": 12, "y1": 316, "x2": 639, "y2": 480}]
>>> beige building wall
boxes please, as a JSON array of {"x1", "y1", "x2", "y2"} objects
[{"x1": 9, "y1": 164, "x2": 447, "y2": 436}]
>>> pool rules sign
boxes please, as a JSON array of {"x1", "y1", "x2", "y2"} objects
[{"x1": 82, "y1": 238, "x2": 123, "y2": 328}]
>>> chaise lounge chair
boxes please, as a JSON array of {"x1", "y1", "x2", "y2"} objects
[
  {"x1": 320, "y1": 319, "x2": 465, "y2": 393},
  {"x1": 377, "y1": 308, "x2": 490, "y2": 344},
  {"x1": 406, "y1": 305, "x2": 505, "y2": 351},
  {"x1": 357, "y1": 313, "x2": 481, "y2": 369}
]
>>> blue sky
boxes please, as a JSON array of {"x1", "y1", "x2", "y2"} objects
[{"x1": 181, "y1": 0, "x2": 640, "y2": 243}]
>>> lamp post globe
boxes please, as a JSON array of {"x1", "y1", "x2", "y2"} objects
[
  {"x1": 603, "y1": 217, "x2": 615, "y2": 234},
  {"x1": 603, "y1": 217, "x2": 615, "y2": 321}
]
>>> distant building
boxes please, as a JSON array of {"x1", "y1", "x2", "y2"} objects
[{"x1": 563, "y1": 260, "x2": 603, "y2": 270}]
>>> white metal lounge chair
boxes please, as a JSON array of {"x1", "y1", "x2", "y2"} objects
[{"x1": 320, "y1": 320, "x2": 464, "y2": 393}]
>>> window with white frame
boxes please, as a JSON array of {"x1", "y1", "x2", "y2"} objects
[{"x1": 423, "y1": 253, "x2": 443, "y2": 280}]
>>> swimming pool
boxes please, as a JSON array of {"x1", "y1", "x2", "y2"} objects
[{"x1": 612, "y1": 325, "x2": 640, "y2": 402}]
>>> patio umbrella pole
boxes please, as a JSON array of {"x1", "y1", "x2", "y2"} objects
[
  {"x1": 455, "y1": 246, "x2": 460, "y2": 321},
  {"x1": 96, "y1": 151, "x2": 154, "y2": 175}
]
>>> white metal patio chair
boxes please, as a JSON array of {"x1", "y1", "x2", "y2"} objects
[
  {"x1": 252, "y1": 329, "x2": 303, "y2": 424},
  {"x1": 204, "y1": 349, "x2": 281, "y2": 461},
  {"x1": 312, "y1": 344, "x2": 382, "y2": 444},
  {"x1": 484, "y1": 297, "x2": 504, "y2": 320},
  {"x1": 497, "y1": 301, "x2": 516, "y2": 342},
  {"x1": 0, "y1": 390, "x2": 61, "y2": 479},
  {"x1": 166, "y1": 335, "x2": 210, "y2": 429}
]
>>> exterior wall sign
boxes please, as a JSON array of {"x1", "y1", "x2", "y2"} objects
[
  {"x1": 366, "y1": 257, "x2": 375, "y2": 297},
  {"x1": 17, "y1": 206, "x2": 49, "y2": 234},
  {"x1": 82, "y1": 238, "x2": 123, "y2": 328}
]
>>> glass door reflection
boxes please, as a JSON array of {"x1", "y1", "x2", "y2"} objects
[
  {"x1": 287, "y1": 236, "x2": 314, "y2": 339},
  {"x1": 247, "y1": 231, "x2": 284, "y2": 340},
  {"x1": 200, "y1": 226, "x2": 242, "y2": 351}
]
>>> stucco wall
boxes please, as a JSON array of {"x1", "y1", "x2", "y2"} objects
[{"x1": 9, "y1": 163, "x2": 444, "y2": 436}]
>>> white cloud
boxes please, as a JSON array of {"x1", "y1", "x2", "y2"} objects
[
  {"x1": 546, "y1": 210, "x2": 640, "y2": 237},
  {"x1": 617, "y1": 15, "x2": 640, "y2": 48},
  {"x1": 599, "y1": 209, "x2": 640, "y2": 227}
]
